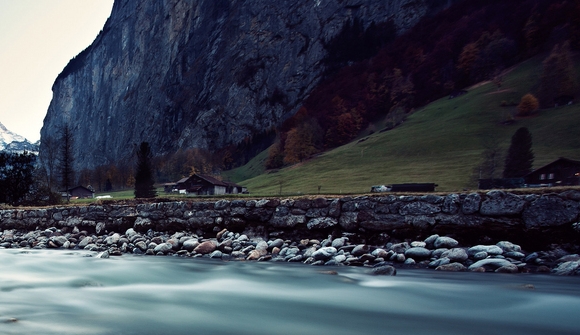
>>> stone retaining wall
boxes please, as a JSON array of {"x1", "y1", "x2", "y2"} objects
[{"x1": 2, "y1": 190, "x2": 580, "y2": 249}]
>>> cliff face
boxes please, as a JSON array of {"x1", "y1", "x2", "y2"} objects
[{"x1": 41, "y1": 0, "x2": 442, "y2": 170}]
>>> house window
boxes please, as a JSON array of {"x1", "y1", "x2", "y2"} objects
[
  {"x1": 548, "y1": 173, "x2": 555, "y2": 180},
  {"x1": 540, "y1": 174, "x2": 546, "y2": 180}
]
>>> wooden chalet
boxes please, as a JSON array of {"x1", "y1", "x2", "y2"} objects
[
  {"x1": 525, "y1": 157, "x2": 580, "y2": 186},
  {"x1": 175, "y1": 174, "x2": 247, "y2": 195},
  {"x1": 62, "y1": 185, "x2": 95, "y2": 199}
]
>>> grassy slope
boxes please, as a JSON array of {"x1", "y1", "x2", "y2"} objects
[{"x1": 225, "y1": 56, "x2": 580, "y2": 196}]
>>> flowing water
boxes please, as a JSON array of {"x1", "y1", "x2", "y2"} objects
[{"x1": 0, "y1": 249, "x2": 579, "y2": 335}]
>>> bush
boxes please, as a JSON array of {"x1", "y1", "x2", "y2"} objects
[{"x1": 517, "y1": 93, "x2": 539, "y2": 116}]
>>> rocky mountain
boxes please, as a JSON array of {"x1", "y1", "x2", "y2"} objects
[
  {"x1": 0, "y1": 122, "x2": 38, "y2": 154},
  {"x1": 40, "y1": 0, "x2": 454, "y2": 171}
]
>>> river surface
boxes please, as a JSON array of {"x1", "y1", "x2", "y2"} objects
[{"x1": 0, "y1": 249, "x2": 579, "y2": 335}]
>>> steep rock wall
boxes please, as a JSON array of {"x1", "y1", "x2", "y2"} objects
[{"x1": 40, "y1": 0, "x2": 447, "y2": 171}]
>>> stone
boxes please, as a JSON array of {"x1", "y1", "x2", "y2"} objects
[
  {"x1": 209, "y1": 250, "x2": 223, "y2": 259},
  {"x1": 429, "y1": 257, "x2": 450, "y2": 268},
  {"x1": 424, "y1": 234, "x2": 439, "y2": 248},
  {"x1": 96, "y1": 250, "x2": 109, "y2": 259},
  {"x1": 390, "y1": 242, "x2": 409, "y2": 254},
  {"x1": 442, "y1": 194, "x2": 461, "y2": 214},
  {"x1": 553, "y1": 261, "x2": 580, "y2": 276},
  {"x1": 473, "y1": 251, "x2": 488, "y2": 260},
  {"x1": 496, "y1": 241, "x2": 521, "y2": 253},
  {"x1": 404, "y1": 247, "x2": 431, "y2": 259},
  {"x1": 95, "y1": 222, "x2": 106, "y2": 234},
  {"x1": 435, "y1": 263, "x2": 466, "y2": 272},
  {"x1": 371, "y1": 265, "x2": 397, "y2": 276},
  {"x1": 462, "y1": 193, "x2": 481, "y2": 214},
  {"x1": 154, "y1": 243, "x2": 173, "y2": 254},
  {"x1": 312, "y1": 247, "x2": 337, "y2": 261},
  {"x1": 480, "y1": 191, "x2": 526, "y2": 216},
  {"x1": 468, "y1": 245, "x2": 503, "y2": 256},
  {"x1": 331, "y1": 237, "x2": 348, "y2": 249},
  {"x1": 441, "y1": 248, "x2": 468, "y2": 262},
  {"x1": 338, "y1": 212, "x2": 358, "y2": 230},
  {"x1": 51, "y1": 236, "x2": 68, "y2": 247},
  {"x1": 270, "y1": 214, "x2": 306, "y2": 228},
  {"x1": 495, "y1": 264, "x2": 519, "y2": 273},
  {"x1": 194, "y1": 241, "x2": 216, "y2": 255},
  {"x1": 523, "y1": 195, "x2": 580, "y2": 228},
  {"x1": 399, "y1": 202, "x2": 441, "y2": 215},
  {"x1": 504, "y1": 251, "x2": 525, "y2": 259},
  {"x1": 434, "y1": 236, "x2": 459, "y2": 249},
  {"x1": 410, "y1": 241, "x2": 426, "y2": 248},
  {"x1": 351, "y1": 244, "x2": 369, "y2": 257},
  {"x1": 307, "y1": 217, "x2": 338, "y2": 230},
  {"x1": 268, "y1": 238, "x2": 284, "y2": 249},
  {"x1": 468, "y1": 258, "x2": 512, "y2": 270},
  {"x1": 135, "y1": 241, "x2": 147, "y2": 251},
  {"x1": 125, "y1": 228, "x2": 137, "y2": 238},
  {"x1": 255, "y1": 240, "x2": 268, "y2": 252},
  {"x1": 404, "y1": 258, "x2": 416, "y2": 265},
  {"x1": 105, "y1": 233, "x2": 120, "y2": 246}
]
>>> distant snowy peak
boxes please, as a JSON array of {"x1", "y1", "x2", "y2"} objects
[{"x1": 0, "y1": 122, "x2": 38, "y2": 154}]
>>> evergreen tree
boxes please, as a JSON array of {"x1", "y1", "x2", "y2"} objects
[
  {"x1": 503, "y1": 127, "x2": 534, "y2": 178},
  {"x1": 58, "y1": 124, "x2": 75, "y2": 202},
  {"x1": 134, "y1": 142, "x2": 157, "y2": 198},
  {"x1": 0, "y1": 151, "x2": 36, "y2": 205}
]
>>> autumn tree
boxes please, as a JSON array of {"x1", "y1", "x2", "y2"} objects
[
  {"x1": 284, "y1": 120, "x2": 321, "y2": 165},
  {"x1": 134, "y1": 142, "x2": 157, "y2": 198},
  {"x1": 517, "y1": 93, "x2": 539, "y2": 116},
  {"x1": 266, "y1": 140, "x2": 284, "y2": 169},
  {"x1": 503, "y1": 127, "x2": 534, "y2": 178}
]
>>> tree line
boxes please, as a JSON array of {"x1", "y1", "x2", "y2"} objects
[{"x1": 266, "y1": 0, "x2": 580, "y2": 169}]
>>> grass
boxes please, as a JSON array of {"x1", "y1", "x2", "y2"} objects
[{"x1": 225, "y1": 55, "x2": 580, "y2": 195}]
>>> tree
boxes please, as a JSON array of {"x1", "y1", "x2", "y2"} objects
[
  {"x1": 58, "y1": 124, "x2": 75, "y2": 202},
  {"x1": 40, "y1": 135, "x2": 58, "y2": 190},
  {"x1": 0, "y1": 151, "x2": 36, "y2": 206},
  {"x1": 538, "y1": 42, "x2": 577, "y2": 108},
  {"x1": 503, "y1": 127, "x2": 534, "y2": 178},
  {"x1": 517, "y1": 93, "x2": 539, "y2": 116},
  {"x1": 134, "y1": 142, "x2": 157, "y2": 198}
]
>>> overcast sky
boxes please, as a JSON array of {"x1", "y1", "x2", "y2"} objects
[{"x1": 0, "y1": 0, "x2": 114, "y2": 142}]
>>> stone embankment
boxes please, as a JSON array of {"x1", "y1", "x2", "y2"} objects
[{"x1": 1, "y1": 190, "x2": 580, "y2": 275}]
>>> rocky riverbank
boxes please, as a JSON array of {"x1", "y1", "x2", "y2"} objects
[{"x1": 1, "y1": 225, "x2": 579, "y2": 276}]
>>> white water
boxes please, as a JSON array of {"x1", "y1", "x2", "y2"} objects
[{"x1": 0, "y1": 249, "x2": 579, "y2": 335}]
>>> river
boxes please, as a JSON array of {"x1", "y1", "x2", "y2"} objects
[{"x1": 0, "y1": 249, "x2": 578, "y2": 335}]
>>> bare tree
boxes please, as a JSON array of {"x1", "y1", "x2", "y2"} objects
[{"x1": 58, "y1": 124, "x2": 75, "y2": 202}]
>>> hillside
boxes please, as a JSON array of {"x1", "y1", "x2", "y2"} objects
[{"x1": 225, "y1": 55, "x2": 580, "y2": 194}]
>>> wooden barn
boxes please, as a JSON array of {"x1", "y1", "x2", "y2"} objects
[
  {"x1": 525, "y1": 157, "x2": 580, "y2": 186},
  {"x1": 175, "y1": 174, "x2": 247, "y2": 195},
  {"x1": 63, "y1": 186, "x2": 95, "y2": 199}
]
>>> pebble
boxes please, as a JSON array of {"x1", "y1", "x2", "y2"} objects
[
  {"x1": 404, "y1": 247, "x2": 431, "y2": 259},
  {"x1": 468, "y1": 245, "x2": 503, "y2": 256},
  {"x1": 434, "y1": 236, "x2": 459, "y2": 249},
  {"x1": 468, "y1": 258, "x2": 512, "y2": 271},
  {"x1": 371, "y1": 265, "x2": 397, "y2": 276},
  {"x1": 435, "y1": 262, "x2": 466, "y2": 272},
  {"x1": 0, "y1": 226, "x2": 576, "y2": 276}
]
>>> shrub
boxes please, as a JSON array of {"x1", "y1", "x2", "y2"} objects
[{"x1": 517, "y1": 93, "x2": 539, "y2": 116}]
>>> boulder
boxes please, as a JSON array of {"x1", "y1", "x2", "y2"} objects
[{"x1": 480, "y1": 191, "x2": 526, "y2": 216}]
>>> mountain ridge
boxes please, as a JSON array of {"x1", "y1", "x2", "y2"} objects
[
  {"x1": 40, "y1": 0, "x2": 453, "y2": 172},
  {"x1": 0, "y1": 122, "x2": 38, "y2": 154}
]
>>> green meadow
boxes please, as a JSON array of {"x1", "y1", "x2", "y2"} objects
[{"x1": 225, "y1": 56, "x2": 580, "y2": 195}]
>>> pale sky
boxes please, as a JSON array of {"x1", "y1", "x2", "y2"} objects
[{"x1": 0, "y1": 0, "x2": 114, "y2": 142}]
